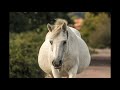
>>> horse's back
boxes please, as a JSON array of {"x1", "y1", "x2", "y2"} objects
[{"x1": 68, "y1": 26, "x2": 81, "y2": 38}]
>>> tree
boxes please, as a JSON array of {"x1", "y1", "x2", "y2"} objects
[
  {"x1": 91, "y1": 12, "x2": 111, "y2": 17},
  {"x1": 10, "y1": 12, "x2": 72, "y2": 33},
  {"x1": 10, "y1": 12, "x2": 30, "y2": 32}
]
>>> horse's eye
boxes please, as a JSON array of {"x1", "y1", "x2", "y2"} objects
[
  {"x1": 50, "y1": 41, "x2": 53, "y2": 45},
  {"x1": 63, "y1": 41, "x2": 66, "y2": 45}
]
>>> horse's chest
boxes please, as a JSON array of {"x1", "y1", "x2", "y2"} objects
[{"x1": 61, "y1": 59, "x2": 75, "y2": 72}]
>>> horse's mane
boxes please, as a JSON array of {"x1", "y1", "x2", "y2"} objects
[
  {"x1": 50, "y1": 19, "x2": 68, "y2": 38},
  {"x1": 54, "y1": 18, "x2": 67, "y2": 26}
]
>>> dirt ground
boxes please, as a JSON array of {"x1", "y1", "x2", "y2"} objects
[
  {"x1": 76, "y1": 48, "x2": 111, "y2": 78},
  {"x1": 76, "y1": 66, "x2": 110, "y2": 78}
]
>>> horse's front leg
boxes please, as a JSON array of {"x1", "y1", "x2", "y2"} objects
[
  {"x1": 51, "y1": 66, "x2": 61, "y2": 78},
  {"x1": 68, "y1": 64, "x2": 78, "y2": 78}
]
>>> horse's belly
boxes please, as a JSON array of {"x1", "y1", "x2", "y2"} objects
[
  {"x1": 77, "y1": 55, "x2": 91, "y2": 74},
  {"x1": 38, "y1": 42, "x2": 52, "y2": 74},
  {"x1": 38, "y1": 59, "x2": 51, "y2": 74}
]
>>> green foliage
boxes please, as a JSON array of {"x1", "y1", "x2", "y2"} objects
[
  {"x1": 80, "y1": 12, "x2": 111, "y2": 48},
  {"x1": 91, "y1": 12, "x2": 111, "y2": 17},
  {"x1": 10, "y1": 12, "x2": 30, "y2": 33},
  {"x1": 9, "y1": 26, "x2": 48, "y2": 78},
  {"x1": 9, "y1": 12, "x2": 72, "y2": 78},
  {"x1": 10, "y1": 12, "x2": 72, "y2": 33}
]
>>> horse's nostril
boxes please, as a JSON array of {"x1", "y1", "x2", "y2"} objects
[
  {"x1": 59, "y1": 60, "x2": 62, "y2": 65},
  {"x1": 52, "y1": 60, "x2": 62, "y2": 67},
  {"x1": 52, "y1": 60, "x2": 55, "y2": 66}
]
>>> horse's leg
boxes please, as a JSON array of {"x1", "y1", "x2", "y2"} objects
[
  {"x1": 68, "y1": 64, "x2": 78, "y2": 78},
  {"x1": 50, "y1": 74, "x2": 54, "y2": 78},
  {"x1": 51, "y1": 66, "x2": 61, "y2": 78},
  {"x1": 45, "y1": 74, "x2": 53, "y2": 78}
]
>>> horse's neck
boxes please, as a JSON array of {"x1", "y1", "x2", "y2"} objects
[
  {"x1": 67, "y1": 27, "x2": 78, "y2": 41},
  {"x1": 65, "y1": 27, "x2": 78, "y2": 55},
  {"x1": 67, "y1": 26, "x2": 81, "y2": 38},
  {"x1": 69, "y1": 26, "x2": 82, "y2": 48}
]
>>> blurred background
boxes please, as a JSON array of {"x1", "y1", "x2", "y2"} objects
[{"x1": 9, "y1": 12, "x2": 111, "y2": 78}]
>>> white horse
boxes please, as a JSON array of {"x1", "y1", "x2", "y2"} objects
[{"x1": 38, "y1": 19, "x2": 91, "y2": 78}]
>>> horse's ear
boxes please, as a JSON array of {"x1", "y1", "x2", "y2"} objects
[{"x1": 47, "y1": 23, "x2": 53, "y2": 32}]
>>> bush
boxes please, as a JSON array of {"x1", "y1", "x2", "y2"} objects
[
  {"x1": 9, "y1": 25, "x2": 48, "y2": 78},
  {"x1": 80, "y1": 12, "x2": 111, "y2": 48}
]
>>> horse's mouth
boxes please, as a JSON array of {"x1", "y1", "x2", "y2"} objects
[{"x1": 54, "y1": 66, "x2": 62, "y2": 69}]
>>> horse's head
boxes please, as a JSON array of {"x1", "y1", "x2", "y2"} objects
[{"x1": 47, "y1": 19, "x2": 68, "y2": 69}]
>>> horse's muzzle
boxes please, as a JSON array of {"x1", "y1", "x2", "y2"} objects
[{"x1": 52, "y1": 60, "x2": 62, "y2": 69}]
